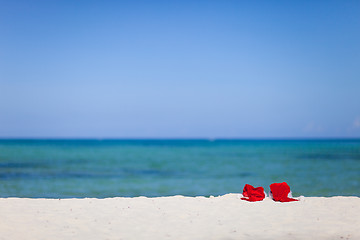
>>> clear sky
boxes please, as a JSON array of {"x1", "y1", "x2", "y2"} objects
[{"x1": 1, "y1": 0, "x2": 359, "y2": 138}]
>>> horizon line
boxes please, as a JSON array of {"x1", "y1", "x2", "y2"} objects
[{"x1": 0, "y1": 137, "x2": 359, "y2": 141}]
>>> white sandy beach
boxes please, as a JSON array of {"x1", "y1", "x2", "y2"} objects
[{"x1": 1, "y1": 194, "x2": 359, "y2": 240}]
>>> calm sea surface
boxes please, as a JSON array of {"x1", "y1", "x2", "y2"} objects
[{"x1": 0, "y1": 139, "x2": 359, "y2": 198}]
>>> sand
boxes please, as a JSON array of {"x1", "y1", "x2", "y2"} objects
[{"x1": 1, "y1": 194, "x2": 359, "y2": 240}]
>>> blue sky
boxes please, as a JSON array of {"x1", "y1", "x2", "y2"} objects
[{"x1": 0, "y1": 0, "x2": 359, "y2": 138}]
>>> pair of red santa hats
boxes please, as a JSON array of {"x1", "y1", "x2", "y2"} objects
[{"x1": 241, "y1": 182, "x2": 298, "y2": 202}]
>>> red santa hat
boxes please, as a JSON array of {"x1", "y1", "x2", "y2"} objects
[
  {"x1": 241, "y1": 184, "x2": 265, "y2": 202},
  {"x1": 269, "y1": 182, "x2": 298, "y2": 202}
]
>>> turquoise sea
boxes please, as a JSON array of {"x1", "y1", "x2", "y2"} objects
[{"x1": 0, "y1": 139, "x2": 359, "y2": 198}]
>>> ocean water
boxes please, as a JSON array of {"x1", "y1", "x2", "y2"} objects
[{"x1": 0, "y1": 139, "x2": 359, "y2": 198}]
